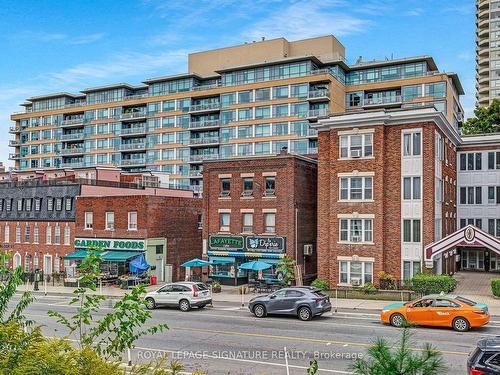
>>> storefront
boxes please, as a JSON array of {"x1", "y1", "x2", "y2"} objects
[{"x1": 207, "y1": 234, "x2": 286, "y2": 285}]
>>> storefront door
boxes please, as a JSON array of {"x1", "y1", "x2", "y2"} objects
[{"x1": 461, "y1": 250, "x2": 485, "y2": 270}]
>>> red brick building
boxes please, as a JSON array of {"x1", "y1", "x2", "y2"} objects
[
  {"x1": 202, "y1": 152, "x2": 317, "y2": 285},
  {"x1": 75, "y1": 195, "x2": 202, "y2": 282},
  {"x1": 314, "y1": 107, "x2": 461, "y2": 287}
]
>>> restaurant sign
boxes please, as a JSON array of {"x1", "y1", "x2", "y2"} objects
[
  {"x1": 245, "y1": 236, "x2": 286, "y2": 253},
  {"x1": 74, "y1": 238, "x2": 145, "y2": 251},
  {"x1": 208, "y1": 235, "x2": 244, "y2": 250}
]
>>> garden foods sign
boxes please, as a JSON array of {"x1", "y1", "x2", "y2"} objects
[{"x1": 74, "y1": 238, "x2": 145, "y2": 251}]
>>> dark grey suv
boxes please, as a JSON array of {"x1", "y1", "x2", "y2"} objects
[{"x1": 248, "y1": 286, "x2": 331, "y2": 321}]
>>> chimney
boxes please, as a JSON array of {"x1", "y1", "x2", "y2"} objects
[{"x1": 279, "y1": 146, "x2": 288, "y2": 156}]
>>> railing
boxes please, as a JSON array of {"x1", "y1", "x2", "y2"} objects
[
  {"x1": 60, "y1": 162, "x2": 86, "y2": 168},
  {"x1": 189, "y1": 119, "x2": 220, "y2": 129},
  {"x1": 9, "y1": 140, "x2": 20, "y2": 147},
  {"x1": 364, "y1": 95, "x2": 402, "y2": 105},
  {"x1": 120, "y1": 126, "x2": 146, "y2": 135},
  {"x1": 308, "y1": 147, "x2": 318, "y2": 154},
  {"x1": 189, "y1": 137, "x2": 220, "y2": 145},
  {"x1": 308, "y1": 89, "x2": 329, "y2": 99},
  {"x1": 189, "y1": 154, "x2": 220, "y2": 161},
  {"x1": 307, "y1": 109, "x2": 329, "y2": 118},
  {"x1": 188, "y1": 103, "x2": 221, "y2": 112},
  {"x1": 60, "y1": 148, "x2": 85, "y2": 155},
  {"x1": 188, "y1": 170, "x2": 203, "y2": 176},
  {"x1": 9, "y1": 126, "x2": 21, "y2": 133},
  {"x1": 192, "y1": 83, "x2": 221, "y2": 91},
  {"x1": 119, "y1": 143, "x2": 146, "y2": 151},
  {"x1": 121, "y1": 158, "x2": 146, "y2": 166},
  {"x1": 122, "y1": 93, "x2": 149, "y2": 101},
  {"x1": 9, "y1": 153, "x2": 20, "y2": 159},
  {"x1": 60, "y1": 118, "x2": 84, "y2": 126},
  {"x1": 119, "y1": 111, "x2": 147, "y2": 120},
  {"x1": 61, "y1": 133, "x2": 85, "y2": 141}
]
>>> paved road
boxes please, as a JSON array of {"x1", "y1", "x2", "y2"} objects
[{"x1": 11, "y1": 294, "x2": 500, "y2": 375}]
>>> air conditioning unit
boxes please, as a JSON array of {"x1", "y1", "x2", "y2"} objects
[
  {"x1": 219, "y1": 191, "x2": 230, "y2": 197},
  {"x1": 351, "y1": 277, "x2": 362, "y2": 286},
  {"x1": 350, "y1": 149, "x2": 362, "y2": 158},
  {"x1": 241, "y1": 190, "x2": 253, "y2": 197},
  {"x1": 264, "y1": 189, "x2": 276, "y2": 197},
  {"x1": 303, "y1": 244, "x2": 313, "y2": 256},
  {"x1": 351, "y1": 235, "x2": 362, "y2": 243}
]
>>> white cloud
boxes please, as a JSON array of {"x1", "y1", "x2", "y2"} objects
[
  {"x1": 68, "y1": 33, "x2": 106, "y2": 45},
  {"x1": 11, "y1": 31, "x2": 105, "y2": 45},
  {"x1": 404, "y1": 8, "x2": 423, "y2": 17}
]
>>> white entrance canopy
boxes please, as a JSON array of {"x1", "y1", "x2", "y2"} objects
[{"x1": 424, "y1": 225, "x2": 500, "y2": 268}]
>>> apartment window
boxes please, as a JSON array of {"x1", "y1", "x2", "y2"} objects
[
  {"x1": 105, "y1": 212, "x2": 115, "y2": 230},
  {"x1": 488, "y1": 186, "x2": 500, "y2": 204},
  {"x1": 64, "y1": 225, "x2": 70, "y2": 245},
  {"x1": 220, "y1": 178, "x2": 231, "y2": 197},
  {"x1": 339, "y1": 177, "x2": 373, "y2": 200},
  {"x1": 255, "y1": 88, "x2": 270, "y2": 101},
  {"x1": 339, "y1": 218, "x2": 373, "y2": 243},
  {"x1": 55, "y1": 198, "x2": 63, "y2": 211},
  {"x1": 221, "y1": 93, "x2": 236, "y2": 107},
  {"x1": 17, "y1": 199, "x2": 23, "y2": 211},
  {"x1": 403, "y1": 132, "x2": 421, "y2": 156},
  {"x1": 219, "y1": 213, "x2": 230, "y2": 232},
  {"x1": 5, "y1": 199, "x2": 12, "y2": 211},
  {"x1": 242, "y1": 177, "x2": 253, "y2": 195},
  {"x1": 24, "y1": 225, "x2": 30, "y2": 243},
  {"x1": 272, "y1": 122, "x2": 288, "y2": 136},
  {"x1": 339, "y1": 134, "x2": 373, "y2": 158},
  {"x1": 238, "y1": 108, "x2": 252, "y2": 121},
  {"x1": 403, "y1": 261, "x2": 421, "y2": 282},
  {"x1": 255, "y1": 123, "x2": 271, "y2": 137},
  {"x1": 0, "y1": 199, "x2": 3, "y2": 211},
  {"x1": 128, "y1": 211, "x2": 138, "y2": 230},
  {"x1": 65, "y1": 197, "x2": 73, "y2": 211},
  {"x1": 459, "y1": 186, "x2": 482, "y2": 204},
  {"x1": 264, "y1": 213, "x2": 276, "y2": 233},
  {"x1": 403, "y1": 219, "x2": 421, "y2": 242},
  {"x1": 265, "y1": 176, "x2": 276, "y2": 196},
  {"x1": 242, "y1": 213, "x2": 253, "y2": 233},
  {"x1": 25, "y1": 199, "x2": 32, "y2": 212},
  {"x1": 46, "y1": 225, "x2": 52, "y2": 244},
  {"x1": 15, "y1": 224, "x2": 21, "y2": 243},
  {"x1": 488, "y1": 219, "x2": 500, "y2": 237},
  {"x1": 273, "y1": 86, "x2": 289, "y2": 99},
  {"x1": 460, "y1": 152, "x2": 482, "y2": 171},
  {"x1": 33, "y1": 224, "x2": 39, "y2": 243},
  {"x1": 54, "y1": 225, "x2": 60, "y2": 244},
  {"x1": 255, "y1": 106, "x2": 270, "y2": 119},
  {"x1": 339, "y1": 261, "x2": 373, "y2": 285},
  {"x1": 488, "y1": 152, "x2": 500, "y2": 169},
  {"x1": 85, "y1": 212, "x2": 93, "y2": 229},
  {"x1": 255, "y1": 142, "x2": 270, "y2": 155},
  {"x1": 238, "y1": 91, "x2": 252, "y2": 104},
  {"x1": 403, "y1": 177, "x2": 421, "y2": 200},
  {"x1": 34, "y1": 198, "x2": 41, "y2": 211},
  {"x1": 4, "y1": 225, "x2": 9, "y2": 243}
]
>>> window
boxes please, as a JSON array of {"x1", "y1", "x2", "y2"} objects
[
  {"x1": 128, "y1": 211, "x2": 138, "y2": 230},
  {"x1": 15, "y1": 224, "x2": 21, "y2": 243},
  {"x1": 255, "y1": 88, "x2": 270, "y2": 101},
  {"x1": 33, "y1": 224, "x2": 39, "y2": 243},
  {"x1": 54, "y1": 224, "x2": 60, "y2": 244},
  {"x1": 65, "y1": 197, "x2": 73, "y2": 211},
  {"x1": 242, "y1": 213, "x2": 253, "y2": 233},
  {"x1": 339, "y1": 261, "x2": 373, "y2": 285},
  {"x1": 403, "y1": 177, "x2": 421, "y2": 200},
  {"x1": 85, "y1": 212, "x2": 93, "y2": 229},
  {"x1": 425, "y1": 82, "x2": 446, "y2": 98},
  {"x1": 238, "y1": 125, "x2": 252, "y2": 138},
  {"x1": 488, "y1": 219, "x2": 500, "y2": 237},
  {"x1": 55, "y1": 198, "x2": 63, "y2": 211},
  {"x1": 25, "y1": 199, "x2": 32, "y2": 212},
  {"x1": 238, "y1": 108, "x2": 252, "y2": 121},
  {"x1": 339, "y1": 133, "x2": 373, "y2": 158},
  {"x1": 488, "y1": 151, "x2": 500, "y2": 169},
  {"x1": 255, "y1": 106, "x2": 270, "y2": 119},
  {"x1": 272, "y1": 122, "x2": 288, "y2": 136},
  {"x1": 403, "y1": 219, "x2": 421, "y2": 242},
  {"x1": 5, "y1": 199, "x2": 12, "y2": 211},
  {"x1": 17, "y1": 199, "x2": 23, "y2": 211},
  {"x1": 339, "y1": 177, "x2": 373, "y2": 200},
  {"x1": 242, "y1": 177, "x2": 253, "y2": 195},
  {"x1": 255, "y1": 123, "x2": 271, "y2": 137},
  {"x1": 24, "y1": 225, "x2": 30, "y2": 243},
  {"x1": 459, "y1": 187, "x2": 482, "y2": 204},
  {"x1": 339, "y1": 218, "x2": 373, "y2": 243},
  {"x1": 264, "y1": 213, "x2": 276, "y2": 233},
  {"x1": 238, "y1": 91, "x2": 252, "y2": 104},
  {"x1": 105, "y1": 212, "x2": 115, "y2": 230},
  {"x1": 403, "y1": 132, "x2": 421, "y2": 156},
  {"x1": 403, "y1": 261, "x2": 421, "y2": 282},
  {"x1": 488, "y1": 186, "x2": 500, "y2": 204},
  {"x1": 34, "y1": 198, "x2": 41, "y2": 211},
  {"x1": 460, "y1": 153, "x2": 482, "y2": 171},
  {"x1": 4, "y1": 225, "x2": 9, "y2": 243},
  {"x1": 265, "y1": 176, "x2": 276, "y2": 196},
  {"x1": 273, "y1": 85, "x2": 289, "y2": 99},
  {"x1": 46, "y1": 225, "x2": 52, "y2": 244},
  {"x1": 219, "y1": 213, "x2": 230, "y2": 232},
  {"x1": 255, "y1": 142, "x2": 270, "y2": 155},
  {"x1": 64, "y1": 225, "x2": 70, "y2": 245},
  {"x1": 220, "y1": 178, "x2": 231, "y2": 197}
]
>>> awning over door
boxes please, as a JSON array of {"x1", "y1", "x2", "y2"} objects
[
  {"x1": 64, "y1": 250, "x2": 143, "y2": 262},
  {"x1": 424, "y1": 225, "x2": 500, "y2": 267}
]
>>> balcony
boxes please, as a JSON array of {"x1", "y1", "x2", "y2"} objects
[
  {"x1": 189, "y1": 119, "x2": 220, "y2": 129},
  {"x1": 9, "y1": 153, "x2": 21, "y2": 160},
  {"x1": 120, "y1": 126, "x2": 146, "y2": 136},
  {"x1": 60, "y1": 162, "x2": 86, "y2": 169},
  {"x1": 9, "y1": 140, "x2": 20, "y2": 147},
  {"x1": 60, "y1": 118, "x2": 84, "y2": 127},
  {"x1": 306, "y1": 109, "x2": 329, "y2": 119},
  {"x1": 307, "y1": 89, "x2": 330, "y2": 102},
  {"x1": 61, "y1": 132, "x2": 85, "y2": 141},
  {"x1": 188, "y1": 102, "x2": 221, "y2": 113},
  {"x1": 120, "y1": 111, "x2": 147, "y2": 120},
  {"x1": 121, "y1": 158, "x2": 146, "y2": 166},
  {"x1": 119, "y1": 142, "x2": 146, "y2": 151},
  {"x1": 188, "y1": 170, "x2": 203, "y2": 177},
  {"x1": 364, "y1": 95, "x2": 402, "y2": 106},
  {"x1": 9, "y1": 126, "x2": 21, "y2": 134},
  {"x1": 189, "y1": 154, "x2": 220, "y2": 162},
  {"x1": 189, "y1": 136, "x2": 220, "y2": 146},
  {"x1": 60, "y1": 147, "x2": 85, "y2": 155}
]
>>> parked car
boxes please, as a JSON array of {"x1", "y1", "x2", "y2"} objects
[
  {"x1": 380, "y1": 294, "x2": 489, "y2": 332},
  {"x1": 144, "y1": 282, "x2": 212, "y2": 311},
  {"x1": 467, "y1": 336, "x2": 500, "y2": 375},
  {"x1": 248, "y1": 286, "x2": 331, "y2": 321}
]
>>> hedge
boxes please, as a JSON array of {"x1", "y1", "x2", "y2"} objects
[
  {"x1": 492, "y1": 279, "x2": 500, "y2": 297},
  {"x1": 411, "y1": 274, "x2": 457, "y2": 295}
]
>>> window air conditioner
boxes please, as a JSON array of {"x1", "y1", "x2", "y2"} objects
[
  {"x1": 219, "y1": 191, "x2": 230, "y2": 197},
  {"x1": 241, "y1": 190, "x2": 253, "y2": 197},
  {"x1": 350, "y1": 149, "x2": 362, "y2": 158},
  {"x1": 303, "y1": 244, "x2": 313, "y2": 256},
  {"x1": 351, "y1": 277, "x2": 362, "y2": 286}
]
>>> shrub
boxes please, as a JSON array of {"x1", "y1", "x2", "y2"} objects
[
  {"x1": 361, "y1": 282, "x2": 377, "y2": 294},
  {"x1": 378, "y1": 271, "x2": 396, "y2": 290},
  {"x1": 311, "y1": 278, "x2": 329, "y2": 291},
  {"x1": 411, "y1": 274, "x2": 456, "y2": 295},
  {"x1": 492, "y1": 279, "x2": 500, "y2": 297}
]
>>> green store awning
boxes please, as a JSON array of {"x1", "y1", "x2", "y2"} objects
[{"x1": 64, "y1": 250, "x2": 142, "y2": 262}]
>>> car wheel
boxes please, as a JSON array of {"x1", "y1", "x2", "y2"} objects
[
  {"x1": 253, "y1": 304, "x2": 267, "y2": 318},
  {"x1": 179, "y1": 299, "x2": 191, "y2": 312},
  {"x1": 145, "y1": 298, "x2": 156, "y2": 310},
  {"x1": 298, "y1": 306, "x2": 312, "y2": 321},
  {"x1": 452, "y1": 317, "x2": 470, "y2": 332},
  {"x1": 390, "y1": 313, "x2": 406, "y2": 328}
]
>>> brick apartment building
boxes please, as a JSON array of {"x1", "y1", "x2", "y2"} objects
[
  {"x1": 75, "y1": 194, "x2": 202, "y2": 282},
  {"x1": 202, "y1": 152, "x2": 317, "y2": 285},
  {"x1": 314, "y1": 107, "x2": 462, "y2": 287}
]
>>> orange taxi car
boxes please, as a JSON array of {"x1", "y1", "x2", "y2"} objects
[{"x1": 380, "y1": 294, "x2": 489, "y2": 332}]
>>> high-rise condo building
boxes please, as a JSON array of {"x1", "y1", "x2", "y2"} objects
[
  {"x1": 476, "y1": 0, "x2": 500, "y2": 106},
  {"x1": 9, "y1": 35, "x2": 464, "y2": 193}
]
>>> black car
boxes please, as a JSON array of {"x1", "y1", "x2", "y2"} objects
[
  {"x1": 467, "y1": 336, "x2": 500, "y2": 375},
  {"x1": 248, "y1": 286, "x2": 331, "y2": 321}
]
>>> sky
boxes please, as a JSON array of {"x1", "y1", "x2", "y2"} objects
[{"x1": 0, "y1": 0, "x2": 476, "y2": 168}]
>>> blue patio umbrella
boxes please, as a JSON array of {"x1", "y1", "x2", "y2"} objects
[
  {"x1": 181, "y1": 258, "x2": 211, "y2": 267},
  {"x1": 238, "y1": 260, "x2": 272, "y2": 271}
]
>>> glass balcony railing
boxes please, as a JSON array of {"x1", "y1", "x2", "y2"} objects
[
  {"x1": 189, "y1": 119, "x2": 220, "y2": 129},
  {"x1": 60, "y1": 118, "x2": 84, "y2": 126},
  {"x1": 60, "y1": 147, "x2": 85, "y2": 155},
  {"x1": 120, "y1": 126, "x2": 146, "y2": 135},
  {"x1": 189, "y1": 137, "x2": 220, "y2": 145},
  {"x1": 61, "y1": 133, "x2": 85, "y2": 141},
  {"x1": 307, "y1": 89, "x2": 330, "y2": 99},
  {"x1": 363, "y1": 95, "x2": 402, "y2": 105},
  {"x1": 188, "y1": 103, "x2": 221, "y2": 112},
  {"x1": 119, "y1": 111, "x2": 147, "y2": 120},
  {"x1": 189, "y1": 154, "x2": 220, "y2": 161},
  {"x1": 121, "y1": 158, "x2": 146, "y2": 166},
  {"x1": 306, "y1": 108, "x2": 329, "y2": 118},
  {"x1": 119, "y1": 143, "x2": 147, "y2": 151}
]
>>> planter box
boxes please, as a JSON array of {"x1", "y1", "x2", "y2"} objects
[{"x1": 329, "y1": 288, "x2": 420, "y2": 301}]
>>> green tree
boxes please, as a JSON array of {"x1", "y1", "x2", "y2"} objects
[
  {"x1": 462, "y1": 99, "x2": 500, "y2": 135},
  {"x1": 351, "y1": 329, "x2": 445, "y2": 375},
  {"x1": 276, "y1": 256, "x2": 295, "y2": 286}
]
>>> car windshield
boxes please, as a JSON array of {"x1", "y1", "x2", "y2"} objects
[{"x1": 455, "y1": 296, "x2": 477, "y2": 306}]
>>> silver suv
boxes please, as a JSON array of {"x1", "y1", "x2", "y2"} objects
[{"x1": 145, "y1": 282, "x2": 212, "y2": 311}]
